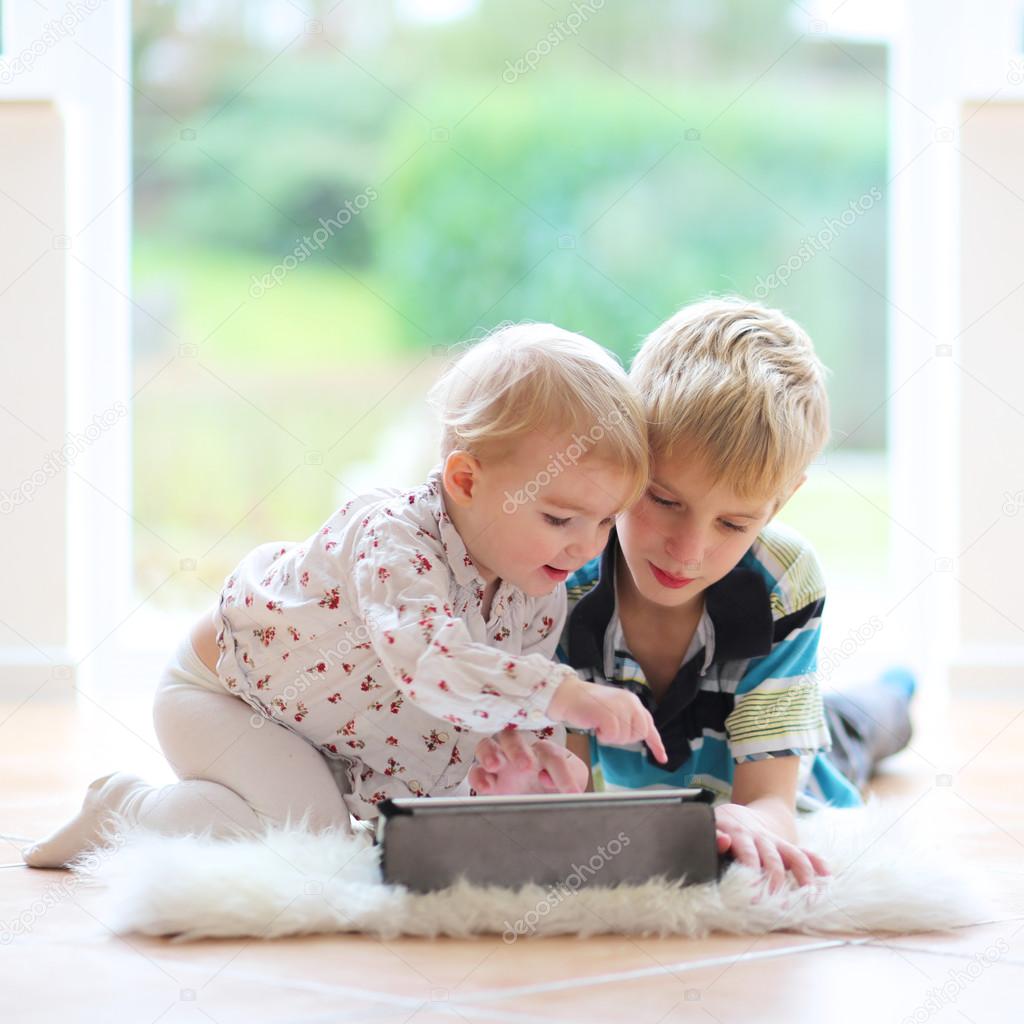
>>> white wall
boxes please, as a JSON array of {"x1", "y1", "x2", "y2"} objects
[
  {"x1": 889, "y1": 0, "x2": 1024, "y2": 692},
  {"x1": 951, "y1": 100, "x2": 1024, "y2": 689},
  {"x1": 0, "y1": 101, "x2": 70, "y2": 699},
  {"x1": 0, "y1": 1, "x2": 132, "y2": 700}
]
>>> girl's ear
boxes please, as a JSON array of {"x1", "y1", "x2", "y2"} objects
[{"x1": 442, "y1": 450, "x2": 483, "y2": 507}]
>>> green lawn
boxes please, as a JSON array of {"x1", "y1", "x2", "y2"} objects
[
  {"x1": 131, "y1": 244, "x2": 889, "y2": 608},
  {"x1": 779, "y1": 451, "x2": 890, "y2": 579},
  {"x1": 133, "y1": 241, "x2": 410, "y2": 370},
  {"x1": 132, "y1": 242, "x2": 432, "y2": 607}
]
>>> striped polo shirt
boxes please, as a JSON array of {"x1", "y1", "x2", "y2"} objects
[{"x1": 557, "y1": 525, "x2": 861, "y2": 810}]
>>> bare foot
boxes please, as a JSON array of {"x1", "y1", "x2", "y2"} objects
[{"x1": 21, "y1": 772, "x2": 145, "y2": 868}]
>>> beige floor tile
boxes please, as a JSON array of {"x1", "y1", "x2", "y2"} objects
[
  {"x1": 1, "y1": 940, "x2": 405, "y2": 1024},
  {"x1": 459, "y1": 942, "x2": 1024, "y2": 1023},
  {"x1": 4, "y1": 691, "x2": 1024, "y2": 1023},
  {"x1": 140, "y1": 930, "x2": 839, "y2": 1004},
  {"x1": 864, "y1": 916, "x2": 1024, "y2": 963},
  {"x1": 0, "y1": 863, "x2": 116, "y2": 946}
]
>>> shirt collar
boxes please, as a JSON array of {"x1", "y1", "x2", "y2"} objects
[
  {"x1": 566, "y1": 530, "x2": 777, "y2": 774},
  {"x1": 567, "y1": 529, "x2": 776, "y2": 676},
  {"x1": 566, "y1": 534, "x2": 618, "y2": 678},
  {"x1": 426, "y1": 463, "x2": 482, "y2": 589}
]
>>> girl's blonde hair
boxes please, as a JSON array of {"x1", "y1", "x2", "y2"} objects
[
  {"x1": 630, "y1": 297, "x2": 830, "y2": 502},
  {"x1": 428, "y1": 322, "x2": 649, "y2": 507}
]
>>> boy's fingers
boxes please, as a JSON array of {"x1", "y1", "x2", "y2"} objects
[
  {"x1": 728, "y1": 832, "x2": 759, "y2": 872},
  {"x1": 755, "y1": 835, "x2": 786, "y2": 894},
  {"x1": 780, "y1": 844, "x2": 816, "y2": 889},
  {"x1": 805, "y1": 849, "x2": 831, "y2": 876}
]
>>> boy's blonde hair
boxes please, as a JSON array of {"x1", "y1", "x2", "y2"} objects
[
  {"x1": 630, "y1": 297, "x2": 829, "y2": 503},
  {"x1": 428, "y1": 322, "x2": 649, "y2": 507}
]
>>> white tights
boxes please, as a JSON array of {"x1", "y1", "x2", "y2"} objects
[{"x1": 23, "y1": 634, "x2": 353, "y2": 868}]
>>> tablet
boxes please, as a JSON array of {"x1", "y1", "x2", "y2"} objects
[{"x1": 376, "y1": 786, "x2": 720, "y2": 892}]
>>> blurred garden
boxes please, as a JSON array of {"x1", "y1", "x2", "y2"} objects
[{"x1": 130, "y1": 0, "x2": 890, "y2": 614}]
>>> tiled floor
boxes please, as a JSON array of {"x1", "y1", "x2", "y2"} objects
[{"x1": 3, "y1": 683, "x2": 1023, "y2": 1023}]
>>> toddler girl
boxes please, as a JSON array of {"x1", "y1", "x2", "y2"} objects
[{"x1": 23, "y1": 323, "x2": 664, "y2": 868}]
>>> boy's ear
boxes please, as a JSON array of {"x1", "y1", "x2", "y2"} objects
[
  {"x1": 766, "y1": 472, "x2": 807, "y2": 523},
  {"x1": 443, "y1": 450, "x2": 482, "y2": 507}
]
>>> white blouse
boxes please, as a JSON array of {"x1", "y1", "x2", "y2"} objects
[{"x1": 214, "y1": 465, "x2": 574, "y2": 819}]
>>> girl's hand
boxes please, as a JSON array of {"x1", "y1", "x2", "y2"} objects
[
  {"x1": 547, "y1": 675, "x2": 667, "y2": 764},
  {"x1": 714, "y1": 802, "x2": 830, "y2": 894},
  {"x1": 469, "y1": 727, "x2": 589, "y2": 795}
]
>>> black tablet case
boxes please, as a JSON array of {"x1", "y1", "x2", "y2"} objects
[{"x1": 376, "y1": 787, "x2": 720, "y2": 893}]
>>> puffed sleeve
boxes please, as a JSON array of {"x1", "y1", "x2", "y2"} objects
[{"x1": 514, "y1": 590, "x2": 569, "y2": 744}]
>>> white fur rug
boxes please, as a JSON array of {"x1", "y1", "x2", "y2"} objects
[{"x1": 74, "y1": 798, "x2": 993, "y2": 942}]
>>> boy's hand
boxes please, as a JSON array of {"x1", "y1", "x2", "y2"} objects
[
  {"x1": 714, "y1": 802, "x2": 830, "y2": 894},
  {"x1": 547, "y1": 675, "x2": 667, "y2": 764},
  {"x1": 469, "y1": 727, "x2": 589, "y2": 795}
]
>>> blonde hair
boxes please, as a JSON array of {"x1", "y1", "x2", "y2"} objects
[
  {"x1": 428, "y1": 322, "x2": 649, "y2": 507},
  {"x1": 630, "y1": 297, "x2": 830, "y2": 502}
]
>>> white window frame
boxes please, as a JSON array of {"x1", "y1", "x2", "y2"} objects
[{"x1": 0, "y1": 0, "x2": 132, "y2": 696}]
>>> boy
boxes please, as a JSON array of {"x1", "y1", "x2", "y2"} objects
[{"x1": 471, "y1": 298, "x2": 914, "y2": 894}]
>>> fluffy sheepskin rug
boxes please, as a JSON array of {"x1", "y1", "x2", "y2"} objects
[{"x1": 73, "y1": 798, "x2": 992, "y2": 942}]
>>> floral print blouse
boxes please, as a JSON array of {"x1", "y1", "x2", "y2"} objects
[{"x1": 213, "y1": 464, "x2": 574, "y2": 819}]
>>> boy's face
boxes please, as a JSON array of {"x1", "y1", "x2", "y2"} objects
[
  {"x1": 443, "y1": 432, "x2": 635, "y2": 598},
  {"x1": 616, "y1": 451, "x2": 799, "y2": 613}
]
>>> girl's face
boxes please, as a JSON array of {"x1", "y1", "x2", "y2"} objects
[
  {"x1": 615, "y1": 453, "x2": 787, "y2": 613},
  {"x1": 443, "y1": 435, "x2": 635, "y2": 598}
]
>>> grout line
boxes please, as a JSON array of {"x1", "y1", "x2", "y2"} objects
[
  {"x1": 951, "y1": 915, "x2": 1024, "y2": 927},
  {"x1": 282, "y1": 1001, "x2": 566, "y2": 1023},
  {"x1": 152, "y1": 938, "x2": 846, "y2": 1010},
  {"x1": 459, "y1": 939, "x2": 849, "y2": 1003},
  {"x1": 159, "y1": 958, "x2": 458, "y2": 1010},
  {"x1": 859, "y1": 940, "x2": 1024, "y2": 967}
]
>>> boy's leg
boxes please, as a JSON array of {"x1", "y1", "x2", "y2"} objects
[
  {"x1": 822, "y1": 668, "x2": 916, "y2": 791},
  {"x1": 23, "y1": 641, "x2": 353, "y2": 868}
]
